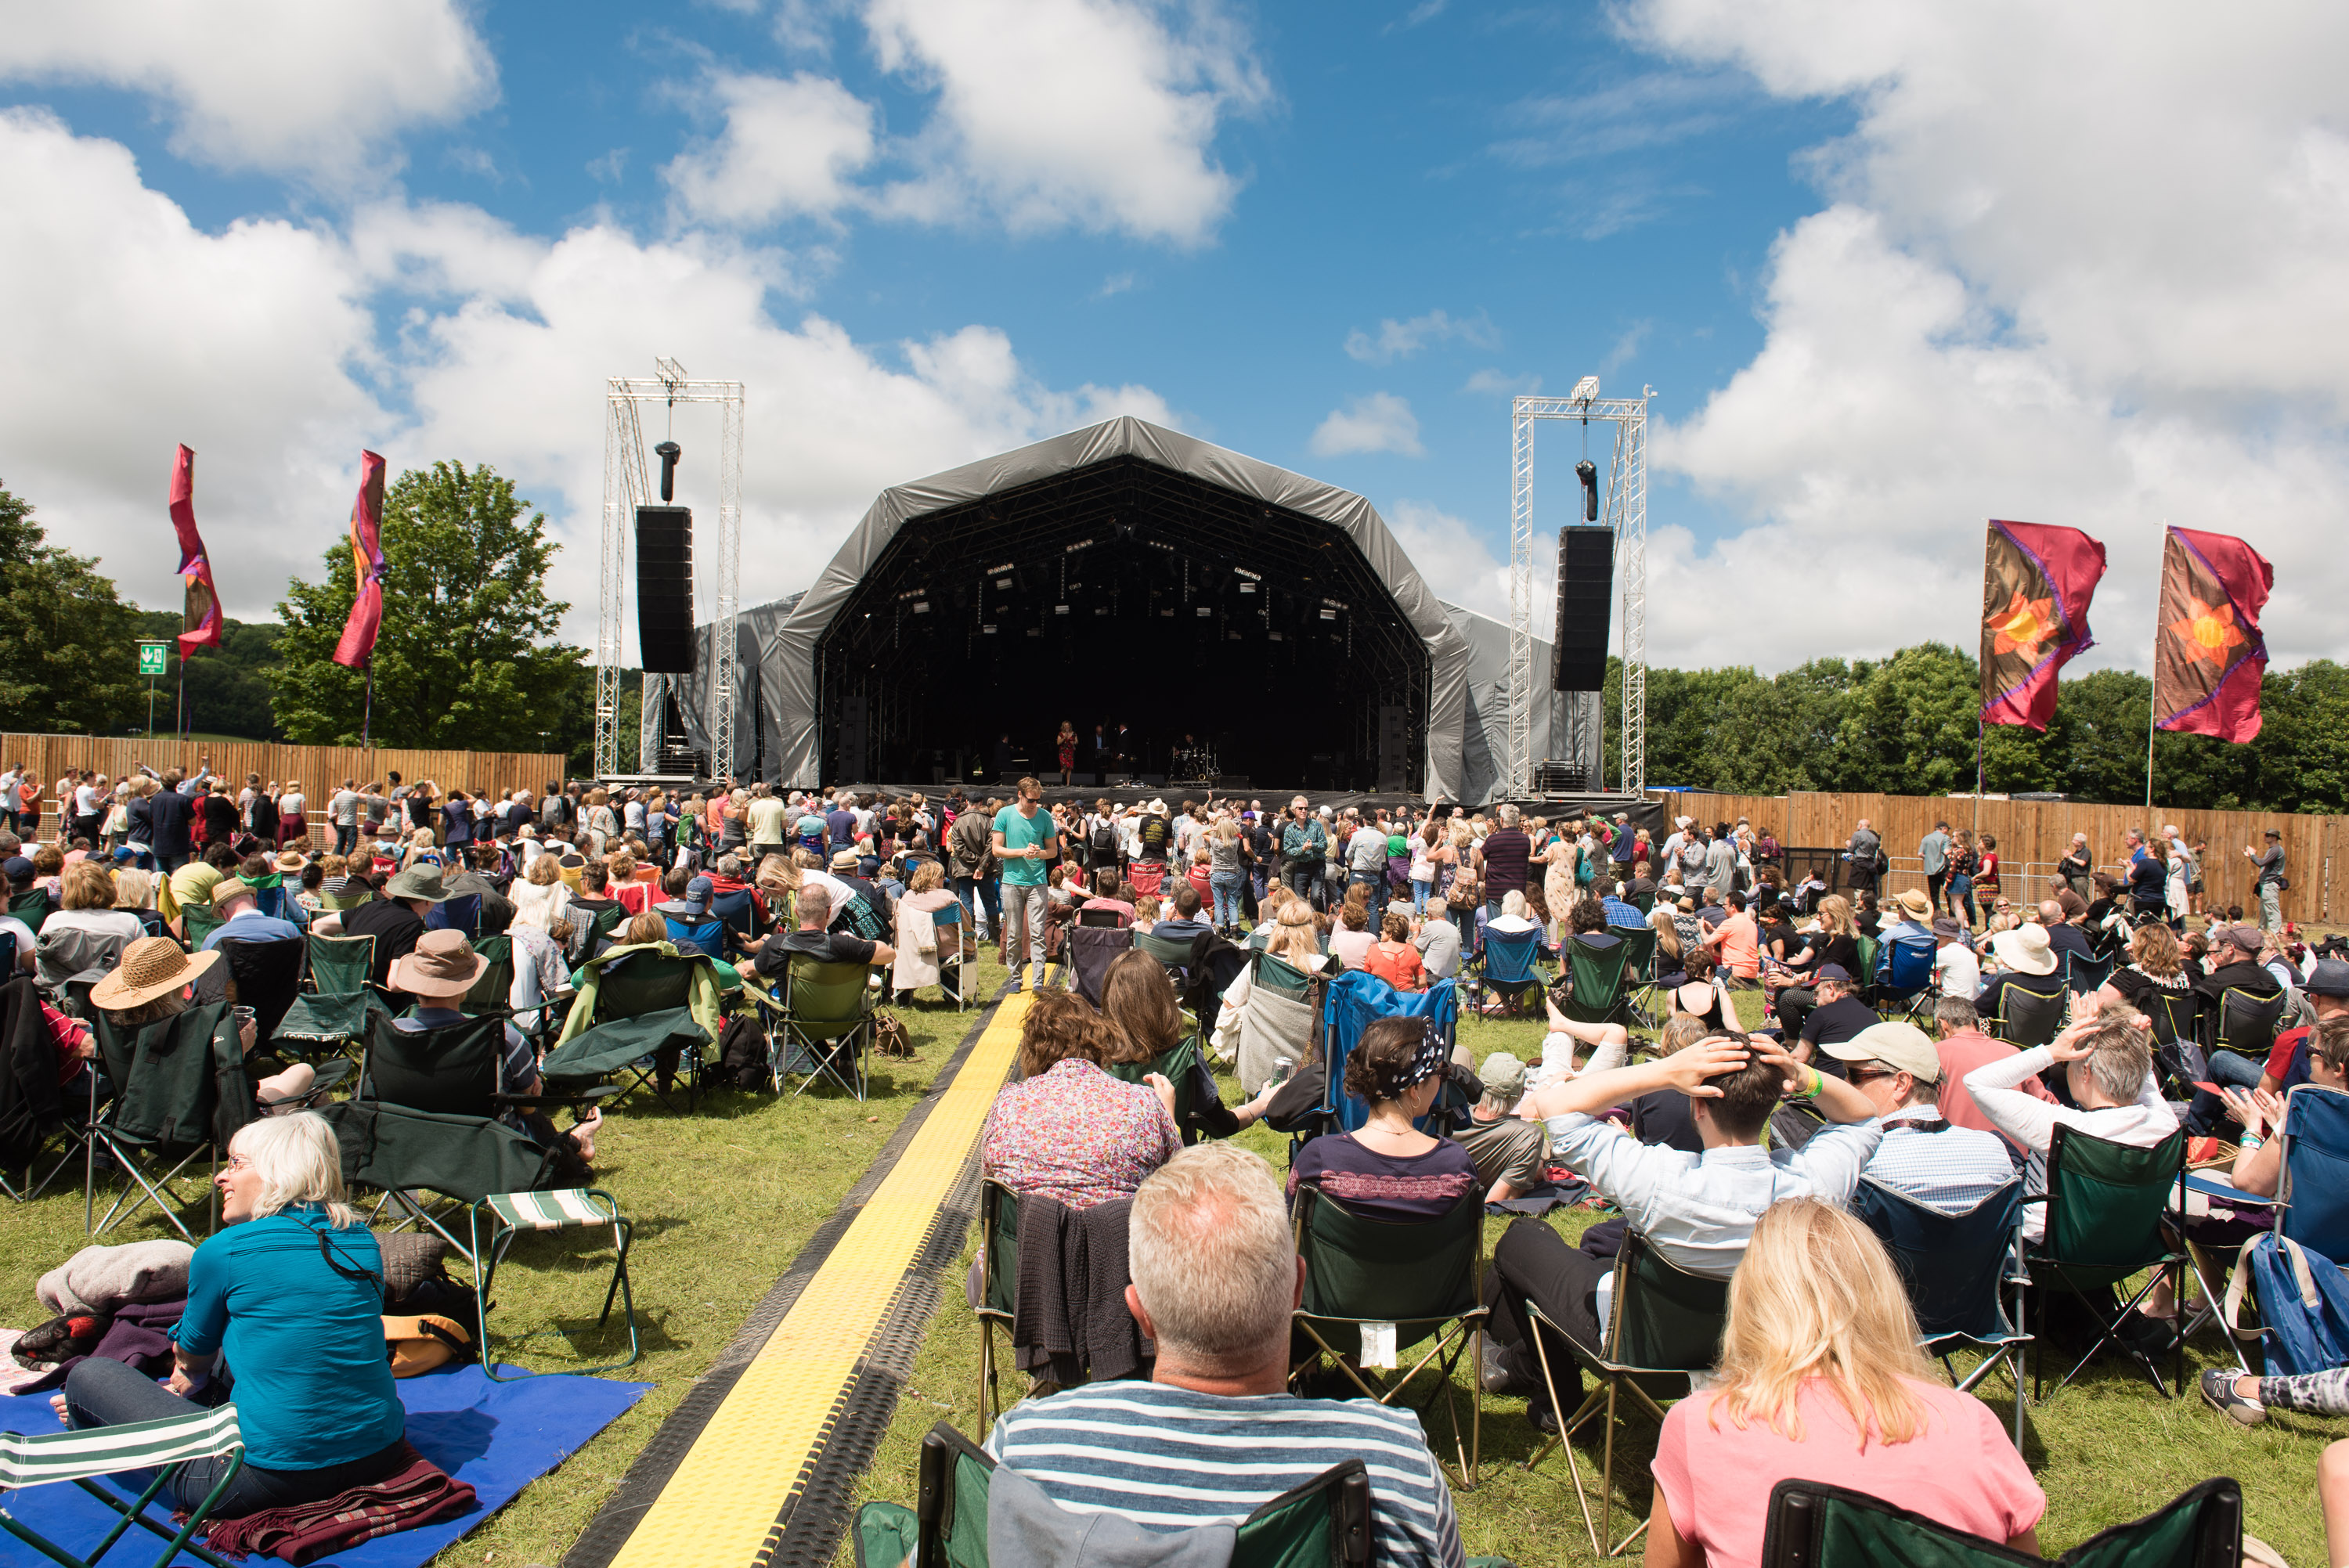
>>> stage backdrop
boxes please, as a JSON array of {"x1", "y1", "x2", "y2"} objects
[{"x1": 1657, "y1": 788, "x2": 2347, "y2": 925}]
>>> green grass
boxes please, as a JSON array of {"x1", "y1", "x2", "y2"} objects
[
  {"x1": 0, "y1": 962, "x2": 1016, "y2": 1567},
  {"x1": 846, "y1": 990, "x2": 2337, "y2": 1567}
]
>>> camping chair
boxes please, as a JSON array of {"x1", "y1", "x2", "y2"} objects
[
  {"x1": 1066, "y1": 921, "x2": 1134, "y2": 1007},
  {"x1": 852, "y1": 1421, "x2": 1377, "y2": 1568},
  {"x1": 1076, "y1": 907, "x2": 1126, "y2": 928},
  {"x1": 464, "y1": 931, "x2": 516, "y2": 1015},
  {"x1": 426, "y1": 892, "x2": 484, "y2": 940},
  {"x1": 2025, "y1": 1124, "x2": 2188, "y2": 1400},
  {"x1": 2206, "y1": 986, "x2": 2286, "y2": 1065},
  {"x1": 1469, "y1": 925, "x2": 1544, "y2": 1016},
  {"x1": 1985, "y1": 978, "x2": 2068, "y2": 1051},
  {"x1": 2193, "y1": 1082, "x2": 2349, "y2": 1361},
  {"x1": 1869, "y1": 936, "x2": 1936, "y2": 1022},
  {"x1": 179, "y1": 902, "x2": 225, "y2": 950},
  {"x1": 1525, "y1": 1227, "x2": 1727, "y2": 1559},
  {"x1": 1854, "y1": 935, "x2": 1879, "y2": 993},
  {"x1": 1135, "y1": 925, "x2": 1212, "y2": 1022},
  {"x1": 85, "y1": 1000, "x2": 247, "y2": 1242},
  {"x1": 1627, "y1": 890, "x2": 1654, "y2": 915},
  {"x1": 971, "y1": 1177, "x2": 1023, "y2": 1432},
  {"x1": 1758, "y1": 1475, "x2": 2241, "y2": 1568},
  {"x1": 923, "y1": 898, "x2": 971, "y2": 1008},
  {"x1": 305, "y1": 931, "x2": 376, "y2": 997},
  {"x1": 710, "y1": 886, "x2": 760, "y2": 949},
  {"x1": 34, "y1": 928, "x2": 129, "y2": 1000},
  {"x1": 1289, "y1": 1184, "x2": 1486, "y2": 1486},
  {"x1": 1106, "y1": 1034, "x2": 1207, "y2": 1144},
  {"x1": 2065, "y1": 950, "x2": 2116, "y2": 997},
  {"x1": 215, "y1": 935, "x2": 305, "y2": 1046},
  {"x1": 1557, "y1": 935, "x2": 1633, "y2": 1029},
  {"x1": 1852, "y1": 1179, "x2": 2032, "y2": 1444},
  {"x1": 1609, "y1": 925, "x2": 1662, "y2": 1030},
  {"x1": 11, "y1": 888, "x2": 54, "y2": 935},
  {"x1": 546, "y1": 941, "x2": 726, "y2": 1111},
  {"x1": 742, "y1": 955, "x2": 879, "y2": 1100},
  {"x1": 319, "y1": 1098, "x2": 638, "y2": 1379},
  {"x1": 270, "y1": 989, "x2": 391, "y2": 1065},
  {"x1": 0, "y1": 1405, "x2": 247, "y2": 1568}
]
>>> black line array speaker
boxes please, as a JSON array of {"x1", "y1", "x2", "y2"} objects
[
  {"x1": 636, "y1": 505, "x2": 694, "y2": 673},
  {"x1": 1551, "y1": 525, "x2": 1614, "y2": 692},
  {"x1": 1376, "y1": 704, "x2": 1411, "y2": 793}
]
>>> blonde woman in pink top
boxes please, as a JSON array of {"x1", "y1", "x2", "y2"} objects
[{"x1": 1646, "y1": 1198, "x2": 2044, "y2": 1566}]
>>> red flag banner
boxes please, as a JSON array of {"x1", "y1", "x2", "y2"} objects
[
  {"x1": 1979, "y1": 518, "x2": 2107, "y2": 730},
  {"x1": 168, "y1": 445, "x2": 223, "y2": 658},
  {"x1": 332, "y1": 450, "x2": 389, "y2": 669},
  {"x1": 2153, "y1": 525, "x2": 2271, "y2": 743}
]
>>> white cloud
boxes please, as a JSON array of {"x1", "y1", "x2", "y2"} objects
[
  {"x1": 1600, "y1": 320, "x2": 1651, "y2": 374},
  {"x1": 864, "y1": 0, "x2": 1269, "y2": 244},
  {"x1": 663, "y1": 70, "x2": 879, "y2": 227},
  {"x1": 1343, "y1": 308, "x2": 1499, "y2": 364},
  {"x1": 1094, "y1": 271, "x2": 1138, "y2": 299},
  {"x1": 1309, "y1": 393, "x2": 1423, "y2": 457},
  {"x1": 1614, "y1": 0, "x2": 2349, "y2": 672},
  {"x1": 1383, "y1": 500, "x2": 1535, "y2": 625},
  {"x1": 1463, "y1": 369, "x2": 1541, "y2": 397},
  {"x1": 0, "y1": 0, "x2": 495, "y2": 182}
]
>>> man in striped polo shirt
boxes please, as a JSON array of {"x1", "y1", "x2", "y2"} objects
[{"x1": 987, "y1": 1143, "x2": 1464, "y2": 1566}]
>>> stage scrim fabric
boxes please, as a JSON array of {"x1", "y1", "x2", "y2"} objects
[
  {"x1": 1979, "y1": 519, "x2": 2106, "y2": 731},
  {"x1": 2154, "y1": 524, "x2": 2272, "y2": 743}
]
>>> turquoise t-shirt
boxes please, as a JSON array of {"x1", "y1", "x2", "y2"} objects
[
  {"x1": 994, "y1": 805, "x2": 1055, "y2": 887},
  {"x1": 174, "y1": 1207, "x2": 405, "y2": 1470}
]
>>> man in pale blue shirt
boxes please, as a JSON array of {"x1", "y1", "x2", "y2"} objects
[
  {"x1": 1480, "y1": 1032, "x2": 1882, "y2": 1427},
  {"x1": 1821, "y1": 1021, "x2": 2022, "y2": 1209},
  {"x1": 200, "y1": 884, "x2": 304, "y2": 949}
]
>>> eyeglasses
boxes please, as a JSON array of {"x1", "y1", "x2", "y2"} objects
[
  {"x1": 1846, "y1": 1065, "x2": 1901, "y2": 1085},
  {"x1": 223, "y1": 1155, "x2": 254, "y2": 1173}
]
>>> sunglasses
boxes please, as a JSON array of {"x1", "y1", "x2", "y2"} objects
[{"x1": 1846, "y1": 1065, "x2": 1903, "y2": 1085}]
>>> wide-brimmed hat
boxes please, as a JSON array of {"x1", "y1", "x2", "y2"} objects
[
  {"x1": 1990, "y1": 923, "x2": 2058, "y2": 975},
  {"x1": 1821, "y1": 1020, "x2": 1943, "y2": 1084},
  {"x1": 1893, "y1": 889, "x2": 1932, "y2": 921},
  {"x1": 387, "y1": 929, "x2": 488, "y2": 1000},
  {"x1": 384, "y1": 863, "x2": 450, "y2": 903},
  {"x1": 273, "y1": 849, "x2": 306, "y2": 873},
  {"x1": 1931, "y1": 916, "x2": 1965, "y2": 941},
  {"x1": 829, "y1": 847, "x2": 861, "y2": 872},
  {"x1": 91, "y1": 935, "x2": 219, "y2": 1011}
]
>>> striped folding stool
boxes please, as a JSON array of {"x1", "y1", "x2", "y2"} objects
[
  {"x1": 0, "y1": 1405, "x2": 244, "y2": 1568},
  {"x1": 469, "y1": 1186, "x2": 640, "y2": 1381}
]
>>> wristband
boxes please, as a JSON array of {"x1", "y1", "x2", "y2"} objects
[
  {"x1": 1795, "y1": 1065, "x2": 1824, "y2": 1101},
  {"x1": 2239, "y1": 1133, "x2": 2264, "y2": 1150}
]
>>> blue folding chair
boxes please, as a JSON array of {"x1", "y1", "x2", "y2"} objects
[
  {"x1": 927, "y1": 899, "x2": 970, "y2": 1010},
  {"x1": 428, "y1": 893, "x2": 484, "y2": 940},
  {"x1": 711, "y1": 887, "x2": 760, "y2": 949},
  {"x1": 1470, "y1": 925, "x2": 1544, "y2": 1016},
  {"x1": 1853, "y1": 1179, "x2": 2032, "y2": 1444},
  {"x1": 1319, "y1": 970, "x2": 1460, "y2": 1135},
  {"x1": 1871, "y1": 936, "x2": 1936, "y2": 1023},
  {"x1": 2065, "y1": 950, "x2": 2116, "y2": 998},
  {"x1": 2188, "y1": 1083, "x2": 2349, "y2": 1361}
]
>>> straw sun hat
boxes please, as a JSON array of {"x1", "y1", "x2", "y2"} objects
[
  {"x1": 90, "y1": 935, "x2": 219, "y2": 1011},
  {"x1": 386, "y1": 929, "x2": 488, "y2": 1001}
]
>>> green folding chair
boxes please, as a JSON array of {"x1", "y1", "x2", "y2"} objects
[
  {"x1": 179, "y1": 902, "x2": 225, "y2": 950},
  {"x1": 0, "y1": 1405, "x2": 246, "y2": 1568},
  {"x1": 1608, "y1": 925, "x2": 1661, "y2": 1031},
  {"x1": 85, "y1": 1001, "x2": 247, "y2": 1242},
  {"x1": 1135, "y1": 925, "x2": 1212, "y2": 1030},
  {"x1": 747, "y1": 955, "x2": 879, "y2": 1100},
  {"x1": 851, "y1": 1421, "x2": 1379, "y2": 1568},
  {"x1": 1105, "y1": 1035, "x2": 1205, "y2": 1143},
  {"x1": 1290, "y1": 1184, "x2": 1487, "y2": 1487},
  {"x1": 1854, "y1": 934, "x2": 1879, "y2": 990},
  {"x1": 1525, "y1": 1227, "x2": 1728, "y2": 1558},
  {"x1": 1759, "y1": 1475, "x2": 2239, "y2": 1568},
  {"x1": 549, "y1": 942, "x2": 726, "y2": 1111},
  {"x1": 2026, "y1": 1124, "x2": 2188, "y2": 1400},
  {"x1": 305, "y1": 931, "x2": 376, "y2": 996},
  {"x1": 464, "y1": 931, "x2": 515, "y2": 1015},
  {"x1": 2207, "y1": 986, "x2": 2286, "y2": 1064},
  {"x1": 972, "y1": 1177, "x2": 1025, "y2": 1433},
  {"x1": 1558, "y1": 935, "x2": 1634, "y2": 1029},
  {"x1": 11, "y1": 888, "x2": 54, "y2": 936}
]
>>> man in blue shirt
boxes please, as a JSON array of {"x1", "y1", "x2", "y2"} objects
[{"x1": 200, "y1": 884, "x2": 304, "y2": 949}]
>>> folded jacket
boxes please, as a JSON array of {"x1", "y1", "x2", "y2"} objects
[{"x1": 205, "y1": 1440, "x2": 477, "y2": 1565}]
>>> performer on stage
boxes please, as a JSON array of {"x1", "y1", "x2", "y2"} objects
[{"x1": 1055, "y1": 719, "x2": 1078, "y2": 786}]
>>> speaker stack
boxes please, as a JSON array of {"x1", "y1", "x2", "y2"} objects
[
  {"x1": 636, "y1": 505, "x2": 694, "y2": 673},
  {"x1": 1551, "y1": 525, "x2": 1614, "y2": 692}
]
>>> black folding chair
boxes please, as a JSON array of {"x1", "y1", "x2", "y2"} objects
[{"x1": 1853, "y1": 1179, "x2": 2032, "y2": 1444}]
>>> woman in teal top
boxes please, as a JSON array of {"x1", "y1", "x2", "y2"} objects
[{"x1": 59, "y1": 1112, "x2": 408, "y2": 1513}]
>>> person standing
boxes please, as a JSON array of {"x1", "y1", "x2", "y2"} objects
[
  {"x1": 992, "y1": 777, "x2": 1059, "y2": 993},
  {"x1": 2246, "y1": 828, "x2": 2287, "y2": 932},
  {"x1": 1279, "y1": 797, "x2": 1326, "y2": 905},
  {"x1": 1919, "y1": 820, "x2": 1951, "y2": 915},
  {"x1": 949, "y1": 795, "x2": 999, "y2": 943},
  {"x1": 1846, "y1": 816, "x2": 1884, "y2": 898},
  {"x1": 325, "y1": 778, "x2": 359, "y2": 856},
  {"x1": 2057, "y1": 832, "x2": 2094, "y2": 903},
  {"x1": 1475, "y1": 804, "x2": 1532, "y2": 925},
  {"x1": 1055, "y1": 719, "x2": 1078, "y2": 788}
]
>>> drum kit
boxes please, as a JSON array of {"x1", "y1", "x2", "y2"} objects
[{"x1": 1172, "y1": 743, "x2": 1219, "y2": 781}]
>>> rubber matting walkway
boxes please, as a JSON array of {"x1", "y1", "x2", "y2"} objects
[{"x1": 572, "y1": 986, "x2": 1033, "y2": 1568}]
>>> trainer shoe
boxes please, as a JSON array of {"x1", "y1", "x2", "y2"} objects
[{"x1": 2199, "y1": 1368, "x2": 2267, "y2": 1426}]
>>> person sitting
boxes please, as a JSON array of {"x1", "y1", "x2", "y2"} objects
[
  {"x1": 1150, "y1": 881, "x2": 1214, "y2": 946},
  {"x1": 1327, "y1": 887, "x2": 1377, "y2": 969},
  {"x1": 38, "y1": 860, "x2": 144, "y2": 986},
  {"x1": 1453, "y1": 1051, "x2": 1549, "y2": 1203},
  {"x1": 1287, "y1": 1017, "x2": 1481, "y2": 1223},
  {"x1": 56, "y1": 1114, "x2": 416, "y2": 1516},
  {"x1": 1821, "y1": 1021, "x2": 2018, "y2": 1213},
  {"x1": 1976, "y1": 922, "x2": 2068, "y2": 1031},
  {"x1": 985, "y1": 1143, "x2": 1467, "y2": 1564},
  {"x1": 1698, "y1": 889, "x2": 1760, "y2": 982},
  {"x1": 341, "y1": 863, "x2": 445, "y2": 993},
  {"x1": 981, "y1": 988, "x2": 1178, "y2": 1209},
  {"x1": 1928, "y1": 993, "x2": 2055, "y2": 1156},
  {"x1": 1211, "y1": 899, "x2": 1333, "y2": 1086},
  {"x1": 1487, "y1": 887, "x2": 1541, "y2": 939},
  {"x1": 511, "y1": 849, "x2": 572, "y2": 935},
  {"x1": 1930, "y1": 914, "x2": 1980, "y2": 1000},
  {"x1": 1484, "y1": 1033, "x2": 1882, "y2": 1425},
  {"x1": 739, "y1": 882, "x2": 894, "y2": 1000},
  {"x1": 1413, "y1": 896, "x2": 1463, "y2": 980},
  {"x1": 1665, "y1": 946, "x2": 1735, "y2": 1033},
  {"x1": 1792, "y1": 964, "x2": 1879, "y2": 1072},
  {"x1": 198, "y1": 881, "x2": 305, "y2": 951},
  {"x1": 2041, "y1": 892, "x2": 2096, "y2": 967},
  {"x1": 1128, "y1": 892, "x2": 1161, "y2": 934},
  {"x1": 445, "y1": 844, "x2": 516, "y2": 933},
  {"x1": 1883, "y1": 888, "x2": 1936, "y2": 948},
  {"x1": 655, "y1": 873, "x2": 729, "y2": 959},
  {"x1": 1531, "y1": 991, "x2": 1631, "y2": 1089},
  {"x1": 2195, "y1": 921, "x2": 2286, "y2": 1033},
  {"x1": 1362, "y1": 910, "x2": 1427, "y2": 992},
  {"x1": 1077, "y1": 867, "x2": 1136, "y2": 926},
  {"x1": 1643, "y1": 1199, "x2": 2045, "y2": 1566},
  {"x1": 1561, "y1": 896, "x2": 1622, "y2": 959},
  {"x1": 889, "y1": 859, "x2": 962, "y2": 1004}
]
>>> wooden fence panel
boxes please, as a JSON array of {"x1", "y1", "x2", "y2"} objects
[{"x1": 1654, "y1": 789, "x2": 2343, "y2": 925}]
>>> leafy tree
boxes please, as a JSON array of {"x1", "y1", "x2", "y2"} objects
[
  {"x1": 131, "y1": 611, "x2": 282, "y2": 739},
  {"x1": 0, "y1": 480, "x2": 142, "y2": 734},
  {"x1": 267, "y1": 461, "x2": 583, "y2": 750}
]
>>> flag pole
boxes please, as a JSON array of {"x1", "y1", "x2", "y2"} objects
[
  {"x1": 2146, "y1": 524, "x2": 2163, "y2": 809},
  {"x1": 1974, "y1": 716, "x2": 1983, "y2": 834},
  {"x1": 362, "y1": 659, "x2": 373, "y2": 750}
]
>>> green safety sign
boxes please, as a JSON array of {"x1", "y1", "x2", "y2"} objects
[{"x1": 138, "y1": 643, "x2": 168, "y2": 676}]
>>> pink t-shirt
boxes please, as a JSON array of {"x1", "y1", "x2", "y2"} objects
[{"x1": 1652, "y1": 1378, "x2": 2044, "y2": 1566}]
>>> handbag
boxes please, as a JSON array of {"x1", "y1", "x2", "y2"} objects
[
  {"x1": 2224, "y1": 1232, "x2": 2349, "y2": 1376},
  {"x1": 873, "y1": 1009, "x2": 915, "y2": 1058}
]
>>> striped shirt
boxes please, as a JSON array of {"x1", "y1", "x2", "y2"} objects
[
  {"x1": 1859, "y1": 1107, "x2": 2022, "y2": 1216},
  {"x1": 987, "y1": 1382, "x2": 1465, "y2": 1567}
]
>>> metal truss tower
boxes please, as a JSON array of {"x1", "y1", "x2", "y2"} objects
[
  {"x1": 596, "y1": 359, "x2": 744, "y2": 780},
  {"x1": 1508, "y1": 381, "x2": 1651, "y2": 794}
]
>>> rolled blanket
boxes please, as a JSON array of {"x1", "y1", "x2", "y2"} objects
[
  {"x1": 37, "y1": 1240, "x2": 194, "y2": 1317},
  {"x1": 205, "y1": 1440, "x2": 477, "y2": 1564}
]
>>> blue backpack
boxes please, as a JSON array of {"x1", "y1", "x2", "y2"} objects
[{"x1": 2225, "y1": 1232, "x2": 2349, "y2": 1377}]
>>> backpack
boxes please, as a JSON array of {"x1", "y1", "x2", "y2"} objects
[
  {"x1": 1575, "y1": 850, "x2": 1597, "y2": 887},
  {"x1": 717, "y1": 1012, "x2": 770, "y2": 1089},
  {"x1": 1090, "y1": 819, "x2": 1119, "y2": 858},
  {"x1": 2225, "y1": 1232, "x2": 2349, "y2": 1376}
]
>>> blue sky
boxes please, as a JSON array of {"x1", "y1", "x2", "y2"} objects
[{"x1": 4, "y1": 2, "x2": 2344, "y2": 673}]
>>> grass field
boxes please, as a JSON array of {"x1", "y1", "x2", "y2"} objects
[{"x1": 8, "y1": 961, "x2": 2338, "y2": 1566}]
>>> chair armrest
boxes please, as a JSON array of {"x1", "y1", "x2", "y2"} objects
[{"x1": 497, "y1": 1084, "x2": 625, "y2": 1112}]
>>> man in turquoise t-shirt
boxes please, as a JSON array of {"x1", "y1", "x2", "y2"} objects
[{"x1": 992, "y1": 776, "x2": 1060, "y2": 992}]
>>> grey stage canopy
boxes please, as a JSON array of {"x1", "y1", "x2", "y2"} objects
[{"x1": 652, "y1": 416, "x2": 1579, "y2": 802}]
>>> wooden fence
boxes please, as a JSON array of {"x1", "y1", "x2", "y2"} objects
[
  {"x1": 4, "y1": 736, "x2": 568, "y2": 843},
  {"x1": 1653, "y1": 789, "x2": 2346, "y2": 925}
]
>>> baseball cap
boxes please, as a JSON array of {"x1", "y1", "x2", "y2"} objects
[
  {"x1": 1479, "y1": 1051, "x2": 1528, "y2": 1099},
  {"x1": 1820, "y1": 1021, "x2": 1943, "y2": 1084},
  {"x1": 1815, "y1": 963, "x2": 1854, "y2": 986},
  {"x1": 1931, "y1": 916, "x2": 1965, "y2": 940},
  {"x1": 2305, "y1": 959, "x2": 2349, "y2": 999}
]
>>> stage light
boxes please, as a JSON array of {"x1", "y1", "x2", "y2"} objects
[
  {"x1": 1055, "y1": 604, "x2": 1070, "y2": 615},
  {"x1": 995, "y1": 576, "x2": 1013, "y2": 591},
  {"x1": 1318, "y1": 607, "x2": 1337, "y2": 621},
  {"x1": 1196, "y1": 607, "x2": 1212, "y2": 618},
  {"x1": 1575, "y1": 459, "x2": 1599, "y2": 522},
  {"x1": 1239, "y1": 581, "x2": 1257, "y2": 595},
  {"x1": 982, "y1": 623, "x2": 998, "y2": 634},
  {"x1": 913, "y1": 601, "x2": 931, "y2": 614},
  {"x1": 1094, "y1": 606, "x2": 1111, "y2": 616},
  {"x1": 1160, "y1": 608, "x2": 1175, "y2": 618}
]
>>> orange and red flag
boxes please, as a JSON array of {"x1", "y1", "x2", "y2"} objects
[
  {"x1": 1979, "y1": 519, "x2": 2107, "y2": 730},
  {"x1": 168, "y1": 445, "x2": 223, "y2": 657},
  {"x1": 2153, "y1": 524, "x2": 2271, "y2": 743},
  {"x1": 332, "y1": 451, "x2": 388, "y2": 670}
]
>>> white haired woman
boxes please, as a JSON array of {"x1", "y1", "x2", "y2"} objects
[
  {"x1": 1644, "y1": 1198, "x2": 2044, "y2": 1566},
  {"x1": 54, "y1": 1112, "x2": 408, "y2": 1514}
]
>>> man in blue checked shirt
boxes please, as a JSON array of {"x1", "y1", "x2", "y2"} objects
[{"x1": 1820, "y1": 1021, "x2": 2019, "y2": 1214}]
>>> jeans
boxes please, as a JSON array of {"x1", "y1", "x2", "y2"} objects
[
  {"x1": 1348, "y1": 871, "x2": 1382, "y2": 895},
  {"x1": 63, "y1": 1356, "x2": 405, "y2": 1516},
  {"x1": 334, "y1": 823, "x2": 356, "y2": 855},
  {"x1": 1926, "y1": 869, "x2": 1948, "y2": 911},
  {"x1": 1411, "y1": 877, "x2": 1431, "y2": 915},
  {"x1": 2185, "y1": 1048, "x2": 2265, "y2": 1135},
  {"x1": 1000, "y1": 881, "x2": 1048, "y2": 984},
  {"x1": 1285, "y1": 863, "x2": 1318, "y2": 901},
  {"x1": 1950, "y1": 874, "x2": 1978, "y2": 928},
  {"x1": 1211, "y1": 871, "x2": 1244, "y2": 928},
  {"x1": 2261, "y1": 882, "x2": 2283, "y2": 932},
  {"x1": 155, "y1": 851, "x2": 186, "y2": 876},
  {"x1": 954, "y1": 874, "x2": 1000, "y2": 941}
]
